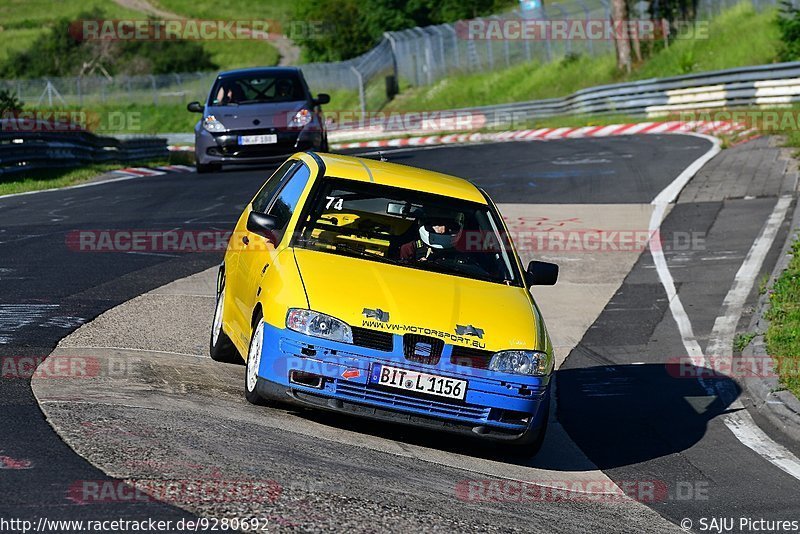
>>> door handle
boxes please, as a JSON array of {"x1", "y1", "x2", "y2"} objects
[{"x1": 242, "y1": 235, "x2": 249, "y2": 246}]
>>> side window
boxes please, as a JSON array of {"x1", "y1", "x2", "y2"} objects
[
  {"x1": 252, "y1": 160, "x2": 297, "y2": 213},
  {"x1": 267, "y1": 162, "x2": 312, "y2": 239}
]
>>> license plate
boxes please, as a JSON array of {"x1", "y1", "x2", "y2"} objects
[
  {"x1": 239, "y1": 134, "x2": 277, "y2": 145},
  {"x1": 372, "y1": 365, "x2": 467, "y2": 401}
]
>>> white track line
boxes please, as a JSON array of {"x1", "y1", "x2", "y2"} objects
[
  {"x1": 648, "y1": 137, "x2": 800, "y2": 482},
  {"x1": 704, "y1": 195, "x2": 800, "y2": 480}
]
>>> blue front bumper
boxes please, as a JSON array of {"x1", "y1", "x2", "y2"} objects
[{"x1": 255, "y1": 322, "x2": 551, "y2": 442}]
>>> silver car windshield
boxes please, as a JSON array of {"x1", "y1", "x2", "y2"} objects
[{"x1": 210, "y1": 74, "x2": 305, "y2": 106}]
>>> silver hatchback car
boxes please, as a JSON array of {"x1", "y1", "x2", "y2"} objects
[{"x1": 188, "y1": 67, "x2": 330, "y2": 173}]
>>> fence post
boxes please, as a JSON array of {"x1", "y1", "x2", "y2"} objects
[
  {"x1": 542, "y1": 8, "x2": 552, "y2": 62},
  {"x1": 151, "y1": 75, "x2": 158, "y2": 105},
  {"x1": 446, "y1": 24, "x2": 460, "y2": 70},
  {"x1": 476, "y1": 18, "x2": 494, "y2": 70},
  {"x1": 518, "y1": 9, "x2": 532, "y2": 62},
  {"x1": 577, "y1": 0, "x2": 594, "y2": 56},
  {"x1": 350, "y1": 66, "x2": 366, "y2": 113},
  {"x1": 550, "y1": 4, "x2": 571, "y2": 56}
]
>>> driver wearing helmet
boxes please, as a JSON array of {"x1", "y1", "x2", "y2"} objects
[{"x1": 400, "y1": 215, "x2": 463, "y2": 262}]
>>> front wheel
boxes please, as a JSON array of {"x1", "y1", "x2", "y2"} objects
[
  {"x1": 196, "y1": 162, "x2": 221, "y2": 174},
  {"x1": 245, "y1": 315, "x2": 269, "y2": 405},
  {"x1": 507, "y1": 395, "x2": 550, "y2": 457}
]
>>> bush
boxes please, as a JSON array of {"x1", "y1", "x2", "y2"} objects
[
  {"x1": 294, "y1": 0, "x2": 516, "y2": 62},
  {"x1": 0, "y1": 9, "x2": 217, "y2": 78},
  {"x1": 0, "y1": 88, "x2": 23, "y2": 113},
  {"x1": 777, "y1": 0, "x2": 800, "y2": 61}
]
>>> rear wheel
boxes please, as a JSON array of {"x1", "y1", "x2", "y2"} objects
[
  {"x1": 209, "y1": 269, "x2": 240, "y2": 363},
  {"x1": 245, "y1": 314, "x2": 269, "y2": 405}
]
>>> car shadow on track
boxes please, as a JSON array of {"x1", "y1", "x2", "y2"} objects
[
  {"x1": 283, "y1": 362, "x2": 740, "y2": 470},
  {"x1": 555, "y1": 362, "x2": 741, "y2": 470}
]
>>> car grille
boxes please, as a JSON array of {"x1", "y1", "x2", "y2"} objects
[
  {"x1": 335, "y1": 380, "x2": 490, "y2": 422},
  {"x1": 351, "y1": 327, "x2": 394, "y2": 352},
  {"x1": 450, "y1": 346, "x2": 493, "y2": 369},
  {"x1": 403, "y1": 334, "x2": 444, "y2": 365}
]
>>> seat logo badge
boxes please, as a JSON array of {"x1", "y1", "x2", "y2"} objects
[
  {"x1": 362, "y1": 308, "x2": 389, "y2": 322},
  {"x1": 455, "y1": 324, "x2": 484, "y2": 338},
  {"x1": 414, "y1": 342, "x2": 433, "y2": 358}
]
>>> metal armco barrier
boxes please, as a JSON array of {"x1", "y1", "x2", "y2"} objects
[
  {"x1": 454, "y1": 62, "x2": 800, "y2": 126},
  {"x1": 0, "y1": 121, "x2": 168, "y2": 176},
  {"x1": 325, "y1": 61, "x2": 800, "y2": 141}
]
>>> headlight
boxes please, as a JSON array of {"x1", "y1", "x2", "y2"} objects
[
  {"x1": 203, "y1": 115, "x2": 226, "y2": 132},
  {"x1": 289, "y1": 109, "x2": 312, "y2": 127},
  {"x1": 489, "y1": 350, "x2": 552, "y2": 376},
  {"x1": 286, "y1": 309, "x2": 353, "y2": 343}
]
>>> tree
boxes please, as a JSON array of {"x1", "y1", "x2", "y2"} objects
[
  {"x1": 0, "y1": 88, "x2": 23, "y2": 114},
  {"x1": 611, "y1": 0, "x2": 632, "y2": 73}
]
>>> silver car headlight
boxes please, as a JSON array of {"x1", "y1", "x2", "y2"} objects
[
  {"x1": 203, "y1": 115, "x2": 226, "y2": 132},
  {"x1": 289, "y1": 109, "x2": 312, "y2": 127},
  {"x1": 286, "y1": 309, "x2": 353, "y2": 343},
  {"x1": 489, "y1": 350, "x2": 553, "y2": 376}
]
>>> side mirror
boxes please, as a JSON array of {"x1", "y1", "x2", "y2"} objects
[
  {"x1": 187, "y1": 101, "x2": 204, "y2": 113},
  {"x1": 247, "y1": 211, "x2": 278, "y2": 238},
  {"x1": 314, "y1": 93, "x2": 331, "y2": 106},
  {"x1": 525, "y1": 260, "x2": 558, "y2": 287}
]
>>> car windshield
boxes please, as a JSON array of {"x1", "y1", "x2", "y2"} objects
[
  {"x1": 294, "y1": 177, "x2": 521, "y2": 286},
  {"x1": 210, "y1": 73, "x2": 305, "y2": 106}
]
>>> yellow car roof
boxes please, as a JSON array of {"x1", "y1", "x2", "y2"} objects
[{"x1": 298, "y1": 152, "x2": 487, "y2": 204}]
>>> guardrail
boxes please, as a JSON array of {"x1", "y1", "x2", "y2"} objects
[
  {"x1": 0, "y1": 122, "x2": 168, "y2": 176},
  {"x1": 454, "y1": 61, "x2": 800, "y2": 126},
  {"x1": 325, "y1": 61, "x2": 800, "y2": 141}
]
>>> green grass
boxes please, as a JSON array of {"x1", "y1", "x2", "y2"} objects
[
  {"x1": 152, "y1": 0, "x2": 296, "y2": 23},
  {"x1": 0, "y1": 152, "x2": 196, "y2": 195},
  {"x1": 0, "y1": 0, "x2": 142, "y2": 64},
  {"x1": 385, "y1": 2, "x2": 780, "y2": 112},
  {"x1": 152, "y1": 0, "x2": 298, "y2": 67},
  {"x1": 734, "y1": 332, "x2": 757, "y2": 352},
  {"x1": 632, "y1": 3, "x2": 780, "y2": 78},
  {"x1": 765, "y1": 239, "x2": 800, "y2": 398},
  {"x1": 0, "y1": 0, "x2": 282, "y2": 73},
  {"x1": 0, "y1": 160, "x2": 165, "y2": 196}
]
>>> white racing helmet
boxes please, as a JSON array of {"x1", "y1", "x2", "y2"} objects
[{"x1": 418, "y1": 216, "x2": 463, "y2": 249}]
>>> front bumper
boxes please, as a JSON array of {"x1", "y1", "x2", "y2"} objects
[
  {"x1": 255, "y1": 322, "x2": 551, "y2": 442},
  {"x1": 195, "y1": 127, "x2": 323, "y2": 165}
]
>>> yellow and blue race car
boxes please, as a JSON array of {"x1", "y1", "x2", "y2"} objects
[{"x1": 210, "y1": 151, "x2": 558, "y2": 453}]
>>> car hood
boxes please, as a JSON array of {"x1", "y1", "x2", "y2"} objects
[
  {"x1": 292, "y1": 248, "x2": 547, "y2": 352},
  {"x1": 206, "y1": 101, "x2": 308, "y2": 130}
]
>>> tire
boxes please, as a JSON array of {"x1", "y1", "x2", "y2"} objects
[
  {"x1": 209, "y1": 268, "x2": 241, "y2": 364},
  {"x1": 244, "y1": 313, "x2": 270, "y2": 405},
  {"x1": 196, "y1": 162, "x2": 221, "y2": 174}
]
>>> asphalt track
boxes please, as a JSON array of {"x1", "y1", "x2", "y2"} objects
[{"x1": 2, "y1": 134, "x2": 799, "y2": 532}]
